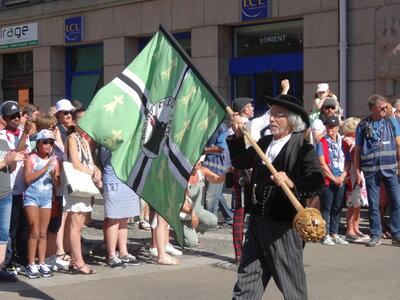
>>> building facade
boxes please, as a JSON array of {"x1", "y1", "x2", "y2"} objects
[{"x1": 0, "y1": 0, "x2": 399, "y2": 117}]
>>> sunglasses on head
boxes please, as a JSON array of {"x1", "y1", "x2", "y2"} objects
[
  {"x1": 41, "y1": 139, "x2": 54, "y2": 145},
  {"x1": 323, "y1": 106, "x2": 336, "y2": 110}
]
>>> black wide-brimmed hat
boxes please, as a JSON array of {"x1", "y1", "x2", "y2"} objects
[{"x1": 264, "y1": 94, "x2": 310, "y2": 128}]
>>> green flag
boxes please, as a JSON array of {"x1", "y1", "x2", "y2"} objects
[{"x1": 78, "y1": 25, "x2": 226, "y2": 246}]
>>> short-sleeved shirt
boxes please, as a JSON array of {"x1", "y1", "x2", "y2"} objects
[
  {"x1": 309, "y1": 118, "x2": 325, "y2": 146},
  {"x1": 355, "y1": 116, "x2": 400, "y2": 147},
  {"x1": 316, "y1": 135, "x2": 344, "y2": 177},
  {"x1": 0, "y1": 128, "x2": 31, "y2": 194},
  {"x1": 0, "y1": 139, "x2": 11, "y2": 199}
]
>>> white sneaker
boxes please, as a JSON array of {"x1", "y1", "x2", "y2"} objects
[
  {"x1": 26, "y1": 264, "x2": 40, "y2": 279},
  {"x1": 38, "y1": 263, "x2": 53, "y2": 278},
  {"x1": 149, "y1": 247, "x2": 158, "y2": 257},
  {"x1": 45, "y1": 255, "x2": 64, "y2": 271},
  {"x1": 165, "y1": 243, "x2": 182, "y2": 256},
  {"x1": 55, "y1": 257, "x2": 70, "y2": 268},
  {"x1": 333, "y1": 236, "x2": 349, "y2": 245},
  {"x1": 322, "y1": 236, "x2": 335, "y2": 246}
]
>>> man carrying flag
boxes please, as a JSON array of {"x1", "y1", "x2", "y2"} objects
[{"x1": 78, "y1": 25, "x2": 226, "y2": 247}]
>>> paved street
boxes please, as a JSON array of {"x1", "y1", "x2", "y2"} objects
[{"x1": 1, "y1": 202, "x2": 399, "y2": 300}]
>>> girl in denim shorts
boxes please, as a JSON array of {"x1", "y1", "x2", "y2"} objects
[{"x1": 23, "y1": 130, "x2": 60, "y2": 279}]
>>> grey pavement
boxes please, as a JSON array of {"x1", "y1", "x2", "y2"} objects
[{"x1": 1, "y1": 202, "x2": 399, "y2": 300}]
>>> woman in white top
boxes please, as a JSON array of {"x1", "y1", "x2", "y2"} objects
[{"x1": 64, "y1": 109, "x2": 102, "y2": 274}]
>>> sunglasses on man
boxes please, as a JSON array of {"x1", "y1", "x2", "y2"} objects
[
  {"x1": 379, "y1": 105, "x2": 388, "y2": 112},
  {"x1": 323, "y1": 106, "x2": 336, "y2": 110}
]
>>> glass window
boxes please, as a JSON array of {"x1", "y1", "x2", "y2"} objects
[
  {"x1": 70, "y1": 46, "x2": 103, "y2": 72},
  {"x1": 3, "y1": 51, "x2": 33, "y2": 78},
  {"x1": 66, "y1": 44, "x2": 103, "y2": 108},
  {"x1": 70, "y1": 74, "x2": 103, "y2": 107},
  {"x1": 235, "y1": 75, "x2": 252, "y2": 99},
  {"x1": 235, "y1": 20, "x2": 303, "y2": 58}
]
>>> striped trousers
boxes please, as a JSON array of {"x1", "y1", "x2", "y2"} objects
[{"x1": 232, "y1": 215, "x2": 307, "y2": 300}]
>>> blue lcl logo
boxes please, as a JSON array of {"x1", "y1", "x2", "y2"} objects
[
  {"x1": 65, "y1": 16, "x2": 84, "y2": 43},
  {"x1": 242, "y1": 0, "x2": 269, "y2": 21}
]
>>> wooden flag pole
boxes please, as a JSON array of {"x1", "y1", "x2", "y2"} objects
[{"x1": 226, "y1": 106, "x2": 304, "y2": 213}]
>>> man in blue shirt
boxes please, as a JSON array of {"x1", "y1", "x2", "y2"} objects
[
  {"x1": 354, "y1": 95, "x2": 400, "y2": 247},
  {"x1": 203, "y1": 123, "x2": 233, "y2": 223}
]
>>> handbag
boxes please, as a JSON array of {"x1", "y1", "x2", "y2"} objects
[{"x1": 62, "y1": 161, "x2": 101, "y2": 198}]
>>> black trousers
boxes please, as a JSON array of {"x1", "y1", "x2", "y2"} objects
[
  {"x1": 5, "y1": 194, "x2": 29, "y2": 266},
  {"x1": 233, "y1": 215, "x2": 307, "y2": 300}
]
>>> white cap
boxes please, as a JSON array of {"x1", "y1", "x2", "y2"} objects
[
  {"x1": 316, "y1": 83, "x2": 329, "y2": 93},
  {"x1": 55, "y1": 99, "x2": 75, "y2": 112}
]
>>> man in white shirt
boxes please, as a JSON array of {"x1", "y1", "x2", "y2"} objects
[
  {"x1": 309, "y1": 98, "x2": 338, "y2": 145},
  {"x1": 250, "y1": 79, "x2": 290, "y2": 142},
  {"x1": 0, "y1": 101, "x2": 32, "y2": 275}
]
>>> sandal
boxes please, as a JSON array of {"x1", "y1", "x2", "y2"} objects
[
  {"x1": 345, "y1": 234, "x2": 363, "y2": 242},
  {"x1": 355, "y1": 232, "x2": 370, "y2": 240},
  {"x1": 57, "y1": 253, "x2": 71, "y2": 262},
  {"x1": 70, "y1": 262, "x2": 97, "y2": 275},
  {"x1": 381, "y1": 231, "x2": 392, "y2": 239},
  {"x1": 156, "y1": 254, "x2": 179, "y2": 265}
]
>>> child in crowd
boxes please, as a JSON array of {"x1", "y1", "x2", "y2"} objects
[
  {"x1": 309, "y1": 83, "x2": 331, "y2": 122},
  {"x1": 24, "y1": 130, "x2": 60, "y2": 279}
]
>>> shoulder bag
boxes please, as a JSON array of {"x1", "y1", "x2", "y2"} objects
[{"x1": 62, "y1": 135, "x2": 101, "y2": 198}]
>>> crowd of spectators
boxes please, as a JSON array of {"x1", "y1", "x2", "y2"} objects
[{"x1": 0, "y1": 81, "x2": 399, "y2": 283}]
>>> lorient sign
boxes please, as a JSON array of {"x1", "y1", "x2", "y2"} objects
[
  {"x1": 0, "y1": 23, "x2": 38, "y2": 50},
  {"x1": 65, "y1": 16, "x2": 84, "y2": 43},
  {"x1": 242, "y1": 0, "x2": 269, "y2": 21},
  {"x1": 260, "y1": 34, "x2": 286, "y2": 44}
]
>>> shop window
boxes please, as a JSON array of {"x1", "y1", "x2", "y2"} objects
[
  {"x1": 234, "y1": 20, "x2": 303, "y2": 58},
  {"x1": 66, "y1": 44, "x2": 103, "y2": 108},
  {"x1": 2, "y1": 51, "x2": 33, "y2": 105},
  {"x1": 231, "y1": 20, "x2": 304, "y2": 112},
  {"x1": 3, "y1": 51, "x2": 33, "y2": 78}
]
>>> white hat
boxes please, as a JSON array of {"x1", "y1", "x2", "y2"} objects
[
  {"x1": 316, "y1": 83, "x2": 329, "y2": 93},
  {"x1": 55, "y1": 99, "x2": 75, "y2": 112}
]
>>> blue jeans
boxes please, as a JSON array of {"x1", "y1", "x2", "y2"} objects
[
  {"x1": 5, "y1": 194, "x2": 29, "y2": 266},
  {"x1": 205, "y1": 182, "x2": 233, "y2": 220},
  {"x1": 0, "y1": 194, "x2": 12, "y2": 244},
  {"x1": 364, "y1": 171, "x2": 400, "y2": 239},
  {"x1": 320, "y1": 183, "x2": 346, "y2": 235}
]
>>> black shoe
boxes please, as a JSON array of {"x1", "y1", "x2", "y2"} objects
[
  {"x1": 392, "y1": 236, "x2": 400, "y2": 246},
  {"x1": 0, "y1": 270, "x2": 17, "y2": 282}
]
